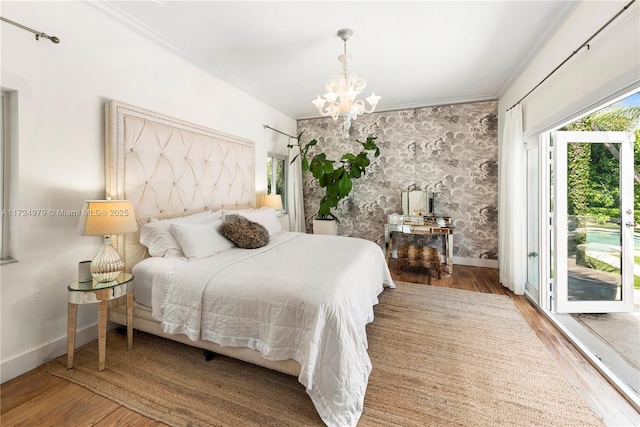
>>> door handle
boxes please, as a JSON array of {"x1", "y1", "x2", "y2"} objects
[{"x1": 626, "y1": 222, "x2": 636, "y2": 228}]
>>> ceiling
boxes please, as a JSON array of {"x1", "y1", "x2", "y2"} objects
[{"x1": 93, "y1": 1, "x2": 579, "y2": 119}]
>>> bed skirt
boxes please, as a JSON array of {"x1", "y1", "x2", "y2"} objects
[{"x1": 109, "y1": 301, "x2": 301, "y2": 377}]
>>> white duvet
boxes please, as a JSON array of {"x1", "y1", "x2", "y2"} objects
[{"x1": 158, "y1": 231, "x2": 395, "y2": 427}]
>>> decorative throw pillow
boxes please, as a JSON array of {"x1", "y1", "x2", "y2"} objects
[
  {"x1": 222, "y1": 208, "x2": 282, "y2": 235},
  {"x1": 236, "y1": 208, "x2": 282, "y2": 236},
  {"x1": 219, "y1": 215, "x2": 269, "y2": 249}
]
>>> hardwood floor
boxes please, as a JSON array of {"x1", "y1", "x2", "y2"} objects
[{"x1": 2, "y1": 264, "x2": 638, "y2": 426}]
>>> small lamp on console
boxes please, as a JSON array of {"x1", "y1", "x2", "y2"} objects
[
  {"x1": 262, "y1": 194, "x2": 283, "y2": 210},
  {"x1": 78, "y1": 200, "x2": 137, "y2": 283}
]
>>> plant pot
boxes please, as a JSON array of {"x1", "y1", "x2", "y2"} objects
[{"x1": 313, "y1": 218, "x2": 338, "y2": 235}]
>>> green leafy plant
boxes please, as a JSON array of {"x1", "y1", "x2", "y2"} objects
[{"x1": 288, "y1": 133, "x2": 380, "y2": 220}]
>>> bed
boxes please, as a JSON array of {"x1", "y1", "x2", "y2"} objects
[{"x1": 104, "y1": 100, "x2": 395, "y2": 427}]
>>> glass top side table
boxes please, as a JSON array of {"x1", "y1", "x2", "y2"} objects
[{"x1": 67, "y1": 272, "x2": 134, "y2": 371}]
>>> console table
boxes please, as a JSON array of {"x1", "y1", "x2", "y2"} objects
[{"x1": 384, "y1": 223, "x2": 454, "y2": 274}]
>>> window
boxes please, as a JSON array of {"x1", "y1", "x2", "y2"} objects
[
  {"x1": 266, "y1": 152, "x2": 287, "y2": 211},
  {"x1": 1, "y1": 90, "x2": 15, "y2": 263}
]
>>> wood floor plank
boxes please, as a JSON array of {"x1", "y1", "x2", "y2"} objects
[
  {"x1": 2, "y1": 376, "x2": 120, "y2": 426},
  {"x1": 0, "y1": 368, "x2": 71, "y2": 415}
]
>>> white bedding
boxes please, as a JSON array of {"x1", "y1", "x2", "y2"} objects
[
  {"x1": 131, "y1": 256, "x2": 187, "y2": 308},
  {"x1": 149, "y1": 231, "x2": 394, "y2": 427}
]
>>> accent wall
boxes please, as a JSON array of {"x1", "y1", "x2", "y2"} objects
[{"x1": 297, "y1": 100, "x2": 498, "y2": 266}]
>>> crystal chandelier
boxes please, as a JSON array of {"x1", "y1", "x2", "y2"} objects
[{"x1": 312, "y1": 28, "x2": 380, "y2": 133}]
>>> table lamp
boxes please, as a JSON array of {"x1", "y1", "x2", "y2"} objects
[
  {"x1": 78, "y1": 200, "x2": 137, "y2": 282},
  {"x1": 262, "y1": 194, "x2": 283, "y2": 210}
]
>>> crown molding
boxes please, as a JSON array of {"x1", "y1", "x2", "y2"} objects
[{"x1": 296, "y1": 95, "x2": 499, "y2": 121}]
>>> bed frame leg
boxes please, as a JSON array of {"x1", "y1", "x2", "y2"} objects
[{"x1": 204, "y1": 350, "x2": 217, "y2": 361}]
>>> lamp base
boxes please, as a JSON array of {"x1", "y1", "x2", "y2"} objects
[{"x1": 90, "y1": 236, "x2": 124, "y2": 282}]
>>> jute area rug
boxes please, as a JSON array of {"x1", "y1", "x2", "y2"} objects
[{"x1": 46, "y1": 282, "x2": 604, "y2": 427}]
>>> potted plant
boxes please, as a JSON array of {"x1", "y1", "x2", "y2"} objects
[{"x1": 288, "y1": 133, "x2": 380, "y2": 234}]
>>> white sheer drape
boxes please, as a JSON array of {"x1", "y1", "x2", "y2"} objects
[
  {"x1": 498, "y1": 104, "x2": 526, "y2": 295},
  {"x1": 287, "y1": 144, "x2": 306, "y2": 232}
]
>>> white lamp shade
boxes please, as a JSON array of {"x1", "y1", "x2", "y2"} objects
[
  {"x1": 78, "y1": 200, "x2": 138, "y2": 236},
  {"x1": 262, "y1": 194, "x2": 283, "y2": 210}
]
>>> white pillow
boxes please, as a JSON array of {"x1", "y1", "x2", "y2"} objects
[
  {"x1": 236, "y1": 208, "x2": 282, "y2": 236},
  {"x1": 169, "y1": 220, "x2": 233, "y2": 259},
  {"x1": 140, "y1": 210, "x2": 223, "y2": 257}
]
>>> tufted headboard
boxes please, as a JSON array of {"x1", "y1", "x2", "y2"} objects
[{"x1": 105, "y1": 100, "x2": 255, "y2": 271}]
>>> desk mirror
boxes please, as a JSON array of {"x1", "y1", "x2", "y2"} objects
[{"x1": 401, "y1": 190, "x2": 434, "y2": 216}]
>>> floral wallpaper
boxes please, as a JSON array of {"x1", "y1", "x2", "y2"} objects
[{"x1": 296, "y1": 100, "x2": 498, "y2": 261}]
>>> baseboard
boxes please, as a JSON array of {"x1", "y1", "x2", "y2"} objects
[
  {"x1": 1, "y1": 323, "x2": 98, "y2": 384},
  {"x1": 452, "y1": 256, "x2": 498, "y2": 269}
]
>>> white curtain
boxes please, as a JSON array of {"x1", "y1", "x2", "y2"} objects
[
  {"x1": 498, "y1": 104, "x2": 526, "y2": 295},
  {"x1": 287, "y1": 144, "x2": 306, "y2": 232}
]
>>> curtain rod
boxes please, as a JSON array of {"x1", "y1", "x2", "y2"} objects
[
  {"x1": 263, "y1": 124, "x2": 297, "y2": 140},
  {"x1": 507, "y1": 0, "x2": 635, "y2": 112},
  {"x1": 0, "y1": 16, "x2": 60, "y2": 43}
]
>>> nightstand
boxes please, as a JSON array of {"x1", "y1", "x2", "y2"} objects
[{"x1": 67, "y1": 272, "x2": 134, "y2": 371}]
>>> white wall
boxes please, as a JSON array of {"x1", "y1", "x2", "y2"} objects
[
  {"x1": 499, "y1": 0, "x2": 639, "y2": 136},
  {"x1": 0, "y1": 1, "x2": 296, "y2": 382}
]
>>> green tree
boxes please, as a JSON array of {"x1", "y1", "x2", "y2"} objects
[
  {"x1": 563, "y1": 105, "x2": 640, "y2": 216},
  {"x1": 589, "y1": 107, "x2": 640, "y2": 215},
  {"x1": 567, "y1": 142, "x2": 590, "y2": 215},
  {"x1": 582, "y1": 106, "x2": 640, "y2": 186},
  {"x1": 635, "y1": 128, "x2": 640, "y2": 209}
]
